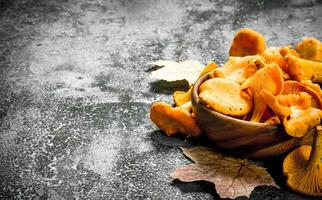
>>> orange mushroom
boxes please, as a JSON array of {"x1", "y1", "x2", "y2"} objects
[
  {"x1": 199, "y1": 78, "x2": 253, "y2": 116},
  {"x1": 247, "y1": 63, "x2": 284, "y2": 122},
  {"x1": 282, "y1": 80, "x2": 322, "y2": 109},
  {"x1": 212, "y1": 55, "x2": 264, "y2": 84},
  {"x1": 262, "y1": 47, "x2": 282, "y2": 63},
  {"x1": 261, "y1": 47, "x2": 294, "y2": 80},
  {"x1": 300, "y1": 80, "x2": 322, "y2": 99},
  {"x1": 279, "y1": 46, "x2": 301, "y2": 58},
  {"x1": 296, "y1": 37, "x2": 322, "y2": 62},
  {"x1": 277, "y1": 92, "x2": 312, "y2": 110},
  {"x1": 229, "y1": 28, "x2": 266, "y2": 57},
  {"x1": 283, "y1": 126, "x2": 322, "y2": 196},
  {"x1": 260, "y1": 89, "x2": 291, "y2": 117},
  {"x1": 173, "y1": 61, "x2": 218, "y2": 106},
  {"x1": 198, "y1": 61, "x2": 218, "y2": 78},
  {"x1": 261, "y1": 47, "x2": 288, "y2": 70},
  {"x1": 285, "y1": 54, "x2": 322, "y2": 83},
  {"x1": 150, "y1": 101, "x2": 201, "y2": 137},
  {"x1": 261, "y1": 81, "x2": 322, "y2": 137},
  {"x1": 283, "y1": 107, "x2": 322, "y2": 138}
]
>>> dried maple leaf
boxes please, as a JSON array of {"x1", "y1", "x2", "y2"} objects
[
  {"x1": 171, "y1": 147, "x2": 278, "y2": 199},
  {"x1": 149, "y1": 60, "x2": 205, "y2": 85}
]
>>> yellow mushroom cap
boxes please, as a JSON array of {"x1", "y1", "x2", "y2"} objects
[
  {"x1": 199, "y1": 78, "x2": 252, "y2": 116},
  {"x1": 150, "y1": 102, "x2": 201, "y2": 137},
  {"x1": 198, "y1": 61, "x2": 218, "y2": 78},
  {"x1": 212, "y1": 55, "x2": 264, "y2": 84},
  {"x1": 283, "y1": 126, "x2": 322, "y2": 196},
  {"x1": 229, "y1": 28, "x2": 266, "y2": 57},
  {"x1": 283, "y1": 107, "x2": 322, "y2": 137},
  {"x1": 279, "y1": 46, "x2": 301, "y2": 58},
  {"x1": 261, "y1": 47, "x2": 282, "y2": 63},
  {"x1": 296, "y1": 37, "x2": 322, "y2": 62},
  {"x1": 261, "y1": 47, "x2": 288, "y2": 71}
]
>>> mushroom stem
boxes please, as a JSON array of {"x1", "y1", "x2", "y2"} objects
[
  {"x1": 261, "y1": 89, "x2": 291, "y2": 117},
  {"x1": 308, "y1": 126, "x2": 322, "y2": 167},
  {"x1": 250, "y1": 95, "x2": 266, "y2": 122}
]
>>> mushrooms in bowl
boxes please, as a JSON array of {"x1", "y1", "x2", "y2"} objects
[{"x1": 191, "y1": 73, "x2": 314, "y2": 158}]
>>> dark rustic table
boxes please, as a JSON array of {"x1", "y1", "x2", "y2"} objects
[{"x1": 0, "y1": 0, "x2": 321, "y2": 199}]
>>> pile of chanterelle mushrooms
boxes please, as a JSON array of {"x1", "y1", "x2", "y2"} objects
[{"x1": 150, "y1": 28, "x2": 322, "y2": 196}]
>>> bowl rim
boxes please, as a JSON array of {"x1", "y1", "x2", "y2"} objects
[{"x1": 192, "y1": 73, "x2": 278, "y2": 128}]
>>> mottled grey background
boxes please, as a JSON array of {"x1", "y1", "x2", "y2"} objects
[{"x1": 0, "y1": 0, "x2": 321, "y2": 199}]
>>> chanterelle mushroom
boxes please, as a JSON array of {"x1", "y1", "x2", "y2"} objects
[
  {"x1": 301, "y1": 80, "x2": 322, "y2": 99},
  {"x1": 261, "y1": 86, "x2": 322, "y2": 137},
  {"x1": 260, "y1": 89, "x2": 291, "y2": 117},
  {"x1": 261, "y1": 47, "x2": 287, "y2": 70},
  {"x1": 279, "y1": 46, "x2": 301, "y2": 58},
  {"x1": 247, "y1": 63, "x2": 284, "y2": 122},
  {"x1": 150, "y1": 101, "x2": 201, "y2": 137},
  {"x1": 281, "y1": 81, "x2": 322, "y2": 109},
  {"x1": 296, "y1": 37, "x2": 322, "y2": 62},
  {"x1": 198, "y1": 61, "x2": 218, "y2": 78},
  {"x1": 199, "y1": 78, "x2": 253, "y2": 116},
  {"x1": 285, "y1": 54, "x2": 322, "y2": 83},
  {"x1": 283, "y1": 126, "x2": 322, "y2": 196},
  {"x1": 229, "y1": 28, "x2": 266, "y2": 57},
  {"x1": 261, "y1": 47, "x2": 296, "y2": 80},
  {"x1": 283, "y1": 107, "x2": 322, "y2": 138},
  {"x1": 212, "y1": 55, "x2": 264, "y2": 84}
]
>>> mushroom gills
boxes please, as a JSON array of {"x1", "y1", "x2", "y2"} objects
[
  {"x1": 248, "y1": 63, "x2": 284, "y2": 122},
  {"x1": 283, "y1": 126, "x2": 322, "y2": 196}
]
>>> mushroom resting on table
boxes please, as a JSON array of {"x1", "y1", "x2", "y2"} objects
[
  {"x1": 150, "y1": 101, "x2": 201, "y2": 137},
  {"x1": 283, "y1": 126, "x2": 322, "y2": 196}
]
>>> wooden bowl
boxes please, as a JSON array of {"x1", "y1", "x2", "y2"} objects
[{"x1": 191, "y1": 74, "x2": 308, "y2": 158}]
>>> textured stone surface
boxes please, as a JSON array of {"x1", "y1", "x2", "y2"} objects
[{"x1": 0, "y1": 0, "x2": 321, "y2": 199}]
